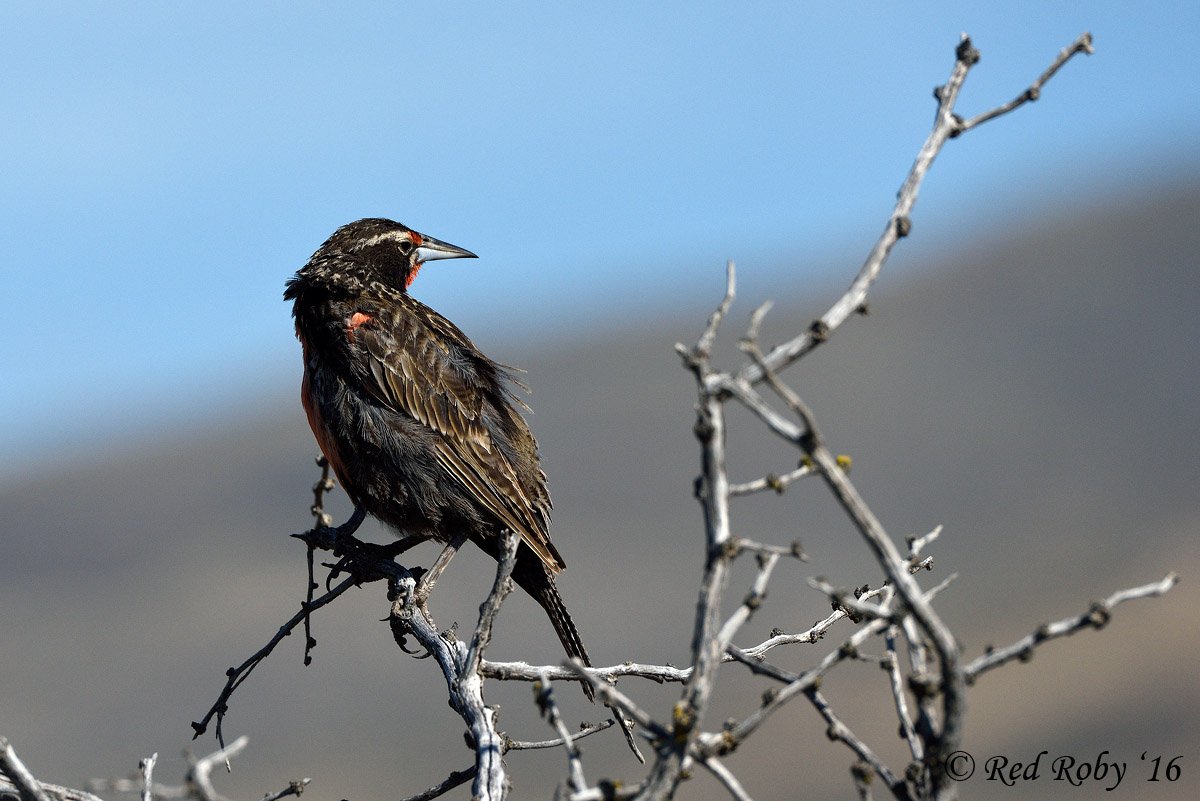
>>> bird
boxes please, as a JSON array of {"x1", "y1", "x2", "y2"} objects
[{"x1": 284, "y1": 218, "x2": 593, "y2": 687}]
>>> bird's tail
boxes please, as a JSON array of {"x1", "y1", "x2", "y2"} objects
[
  {"x1": 512, "y1": 543, "x2": 644, "y2": 761},
  {"x1": 511, "y1": 548, "x2": 596, "y2": 702}
]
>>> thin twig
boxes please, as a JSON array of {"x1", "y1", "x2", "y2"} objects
[
  {"x1": 728, "y1": 463, "x2": 816, "y2": 497},
  {"x1": 309, "y1": 454, "x2": 335, "y2": 528},
  {"x1": 260, "y1": 778, "x2": 313, "y2": 801},
  {"x1": 739, "y1": 330, "x2": 966, "y2": 790},
  {"x1": 505, "y1": 720, "x2": 616, "y2": 751},
  {"x1": 639, "y1": 259, "x2": 745, "y2": 799},
  {"x1": 732, "y1": 33, "x2": 1092, "y2": 389},
  {"x1": 695, "y1": 617, "x2": 892, "y2": 758},
  {"x1": 900, "y1": 613, "x2": 939, "y2": 782},
  {"x1": 714, "y1": 553, "x2": 780, "y2": 654},
  {"x1": 191, "y1": 574, "x2": 359, "y2": 747},
  {"x1": 884, "y1": 627, "x2": 923, "y2": 762},
  {"x1": 727, "y1": 537, "x2": 807, "y2": 560},
  {"x1": 535, "y1": 673, "x2": 588, "y2": 793},
  {"x1": 725, "y1": 645, "x2": 801, "y2": 684},
  {"x1": 678, "y1": 260, "x2": 736, "y2": 364},
  {"x1": 807, "y1": 577, "x2": 896, "y2": 622},
  {"x1": 696, "y1": 578, "x2": 953, "y2": 762},
  {"x1": 964, "y1": 573, "x2": 1178, "y2": 681},
  {"x1": 483, "y1": 580, "x2": 895, "y2": 687},
  {"x1": 956, "y1": 33, "x2": 1094, "y2": 133},
  {"x1": 567, "y1": 780, "x2": 647, "y2": 801},
  {"x1": 804, "y1": 687, "x2": 906, "y2": 797},
  {"x1": 462, "y1": 530, "x2": 520, "y2": 680},
  {"x1": 189, "y1": 735, "x2": 248, "y2": 801},
  {"x1": 852, "y1": 762, "x2": 876, "y2": 801},
  {"x1": 304, "y1": 455, "x2": 337, "y2": 665},
  {"x1": 484, "y1": 658, "x2": 691, "y2": 685},
  {"x1": 1, "y1": 781, "x2": 104, "y2": 801},
  {"x1": 397, "y1": 768, "x2": 476, "y2": 801},
  {"x1": 907, "y1": 525, "x2": 942, "y2": 559},
  {"x1": 563, "y1": 659, "x2": 672, "y2": 741},
  {"x1": 700, "y1": 757, "x2": 756, "y2": 801}
]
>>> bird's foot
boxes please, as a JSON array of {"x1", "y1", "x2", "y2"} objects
[{"x1": 293, "y1": 506, "x2": 367, "y2": 553}]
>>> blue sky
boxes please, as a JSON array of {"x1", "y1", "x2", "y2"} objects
[{"x1": 2, "y1": 1, "x2": 1197, "y2": 474}]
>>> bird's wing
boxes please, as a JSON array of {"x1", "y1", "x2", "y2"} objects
[{"x1": 351, "y1": 302, "x2": 563, "y2": 572}]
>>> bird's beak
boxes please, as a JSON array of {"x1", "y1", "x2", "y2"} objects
[{"x1": 415, "y1": 234, "x2": 477, "y2": 264}]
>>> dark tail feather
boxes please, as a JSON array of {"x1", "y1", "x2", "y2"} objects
[
  {"x1": 510, "y1": 547, "x2": 596, "y2": 702},
  {"x1": 510, "y1": 542, "x2": 644, "y2": 760}
]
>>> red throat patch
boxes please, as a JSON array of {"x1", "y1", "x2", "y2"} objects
[{"x1": 406, "y1": 232, "x2": 424, "y2": 288}]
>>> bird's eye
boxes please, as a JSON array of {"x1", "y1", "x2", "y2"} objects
[{"x1": 397, "y1": 239, "x2": 414, "y2": 255}]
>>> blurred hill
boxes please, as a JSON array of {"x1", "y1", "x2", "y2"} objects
[{"x1": 2, "y1": 181, "x2": 1197, "y2": 801}]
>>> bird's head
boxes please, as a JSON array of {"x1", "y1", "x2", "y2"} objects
[{"x1": 296, "y1": 218, "x2": 478, "y2": 295}]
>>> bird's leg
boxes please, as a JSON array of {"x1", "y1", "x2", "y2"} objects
[
  {"x1": 301, "y1": 506, "x2": 394, "y2": 591},
  {"x1": 295, "y1": 506, "x2": 368, "y2": 556},
  {"x1": 414, "y1": 530, "x2": 470, "y2": 604}
]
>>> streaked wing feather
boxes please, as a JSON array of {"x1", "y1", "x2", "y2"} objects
[{"x1": 355, "y1": 310, "x2": 562, "y2": 571}]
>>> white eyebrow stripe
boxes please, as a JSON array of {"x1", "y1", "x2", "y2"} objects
[{"x1": 361, "y1": 230, "x2": 412, "y2": 248}]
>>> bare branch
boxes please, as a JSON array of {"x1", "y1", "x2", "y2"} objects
[
  {"x1": 138, "y1": 753, "x2": 156, "y2": 801},
  {"x1": 189, "y1": 735, "x2": 248, "y2": 801},
  {"x1": 389, "y1": 572, "x2": 507, "y2": 801},
  {"x1": 505, "y1": 720, "x2": 615, "y2": 751},
  {"x1": 957, "y1": 32, "x2": 1094, "y2": 133},
  {"x1": 309, "y1": 454, "x2": 335, "y2": 528},
  {"x1": 484, "y1": 579, "x2": 897, "y2": 688},
  {"x1": 677, "y1": 260, "x2": 737, "y2": 365},
  {"x1": 535, "y1": 673, "x2": 588, "y2": 793},
  {"x1": 697, "y1": 577, "x2": 954, "y2": 765},
  {"x1": 714, "y1": 553, "x2": 780, "y2": 653},
  {"x1": 906, "y1": 526, "x2": 942, "y2": 559},
  {"x1": 260, "y1": 778, "x2": 313, "y2": 801},
  {"x1": 727, "y1": 537, "x2": 807, "y2": 560},
  {"x1": 807, "y1": 577, "x2": 897, "y2": 622},
  {"x1": 899, "y1": 613, "x2": 940, "y2": 772},
  {"x1": 728, "y1": 463, "x2": 815, "y2": 497},
  {"x1": 567, "y1": 780, "x2": 647, "y2": 801},
  {"x1": 804, "y1": 687, "x2": 905, "y2": 796},
  {"x1": 964, "y1": 573, "x2": 1178, "y2": 681},
  {"x1": 87, "y1": 740, "x2": 277, "y2": 801},
  {"x1": 737, "y1": 583, "x2": 892, "y2": 659},
  {"x1": 462, "y1": 529, "x2": 520, "y2": 680},
  {"x1": 483, "y1": 658, "x2": 691, "y2": 685},
  {"x1": 852, "y1": 761, "x2": 877, "y2": 801},
  {"x1": 633, "y1": 259, "x2": 749, "y2": 798},
  {"x1": 695, "y1": 617, "x2": 892, "y2": 758},
  {"x1": 563, "y1": 659, "x2": 672, "y2": 741},
  {"x1": 884, "y1": 627, "x2": 923, "y2": 763},
  {"x1": 0, "y1": 781, "x2": 103, "y2": 801},
  {"x1": 397, "y1": 768, "x2": 476, "y2": 801},
  {"x1": 0, "y1": 738, "x2": 53, "y2": 801},
  {"x1": 738, "y1": 331, "x2": 966, "y2": 791},
  {"x1": 191, "y1": 573, "x2": 359, "y2": 747},
  {"x1": 700, "y1": 757, "x2": 756, "y2": 801},
  {"x1": 724, "y1": 645, "x2": 801, "y2": 685},
  {"x1": 733, "y1": 33, "x2": 1092, "y2": 388}
]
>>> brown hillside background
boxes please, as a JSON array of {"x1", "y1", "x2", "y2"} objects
[{"x1": 2, "y1": 182, "x2": 1197, "y2": 800}]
